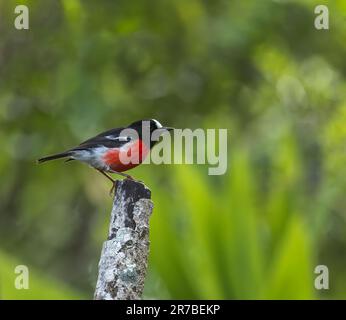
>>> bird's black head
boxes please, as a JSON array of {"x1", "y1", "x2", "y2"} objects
[
  {"x1": 128, "y1": 119, "x2": 173, "y2": 134},
  {"x1": 128, "y1": 119, "x2": 173, "y2": 147}
]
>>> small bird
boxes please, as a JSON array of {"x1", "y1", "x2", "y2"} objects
[{"x1": 38, "y1": 119, "x2": 173, "y2": 193}]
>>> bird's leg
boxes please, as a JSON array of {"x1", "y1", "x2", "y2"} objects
[
  {"x1": 95, "y1": 169, "x2": 118, "y2": 196},
  {"x1": 109, "y1": 170, "x2": 134, "y2": 180},
  {"x1": 96, "y1": 168, "x2": 115, "y2": 183},
  {"x1": 109, "y1": 180, "x2": 118, "y2": 196}
]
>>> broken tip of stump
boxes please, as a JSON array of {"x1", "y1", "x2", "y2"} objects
[{"x1": 94, "y1": 178, "x2": 153, "y2": 300}]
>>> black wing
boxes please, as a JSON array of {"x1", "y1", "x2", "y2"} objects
[
  {"x1": 72, "y1": 127, "x2": 132, "y2": 150},
  {"x1": 38, "y1": 127, "x2": 134, "y2": 163}
]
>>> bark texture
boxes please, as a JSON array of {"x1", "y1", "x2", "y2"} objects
[{"x1": 94, "y1": 179, "x2": 153, "y2": 300}]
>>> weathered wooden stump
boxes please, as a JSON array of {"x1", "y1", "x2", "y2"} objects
[{"x1": 94, "y1": 179, "x2": 153, "y2": 300}]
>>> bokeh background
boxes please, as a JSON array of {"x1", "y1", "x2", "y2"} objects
[{"x1": 0, "y1": 0, "x2": 346, "y2": 299}]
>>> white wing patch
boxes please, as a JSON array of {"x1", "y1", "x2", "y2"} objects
[
  {"x1": 106, "y1": 135, "x2": 131, "y2": 142},
  {"x1": 152, "y1": 119, "x2": 163, "y2": 128}
]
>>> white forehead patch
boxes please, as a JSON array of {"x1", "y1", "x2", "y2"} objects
[{"x1": 152, "y1": 119, "x2": 163, "y2": 128}]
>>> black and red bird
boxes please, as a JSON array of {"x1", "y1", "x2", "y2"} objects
[{"x1": 38, "y1": 119, "x2": 173, "y2": 189}]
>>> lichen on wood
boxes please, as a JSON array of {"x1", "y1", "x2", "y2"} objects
[{"x1": 94, "y1": 179, "x2": 153, "y2": 300}]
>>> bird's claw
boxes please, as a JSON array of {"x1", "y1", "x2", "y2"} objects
[{"x1": 108, "y1": 176, "x2": 138, "y2": 197}]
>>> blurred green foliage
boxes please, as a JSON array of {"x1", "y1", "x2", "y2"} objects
[
  {"x1": 0, "y1": 251, "x2": 83, "y2": 299},
  {"x1": 0, "y1": 0, "x2": 346, "y2": 299}
]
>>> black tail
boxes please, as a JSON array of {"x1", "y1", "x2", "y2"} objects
[{"x1": 37, "y1": 151, "x2": 71, "y2": 164}]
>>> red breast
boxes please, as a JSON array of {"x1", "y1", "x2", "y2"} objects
[{"x1": 102, "y1": 139, "x2": 150, "y2": 172}]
